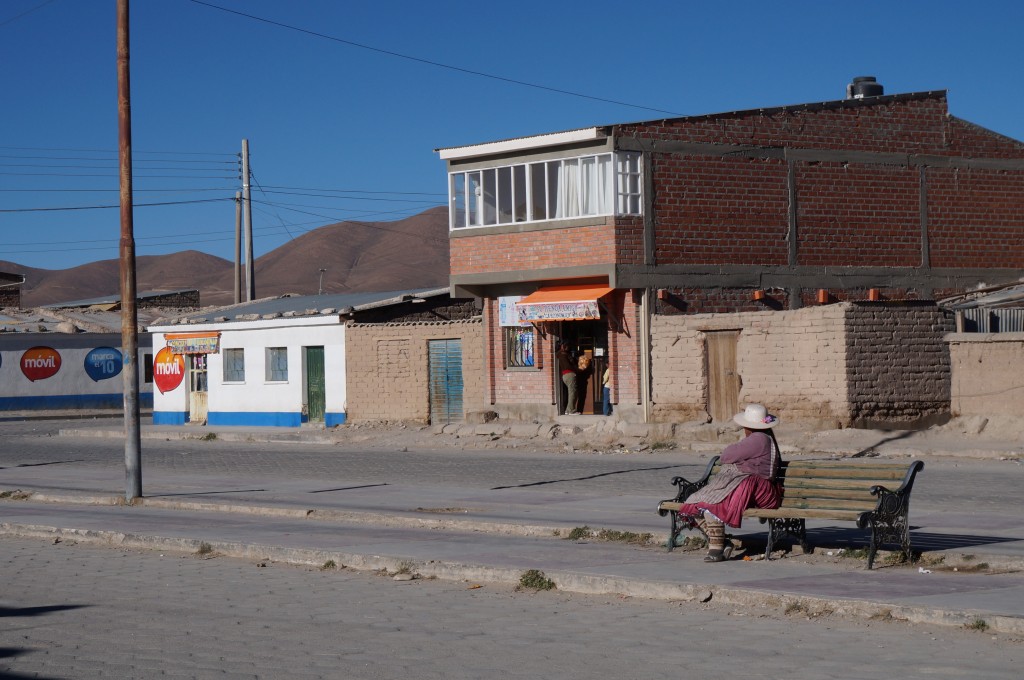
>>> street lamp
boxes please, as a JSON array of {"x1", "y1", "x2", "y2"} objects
[{"x1": 318, "y1": 268, "x2": 327, "y2": 295}]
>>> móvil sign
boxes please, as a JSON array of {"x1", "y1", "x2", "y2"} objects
[
  {"x1": 20, "y1": 346, "x2": 61, "y2": 382},
  {"x1": 153, "y1": 346, "x2": 186, "y2": 393}
]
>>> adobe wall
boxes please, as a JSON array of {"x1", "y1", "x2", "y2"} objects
[
  {"x1": 345, "y1": 319, "x2": 483, "y2": 424},
  {"x1": 650, "y1": 305, "x2": 849, "y2": 426},
  {"x1": 947, "y1": 332, "x2": 1024, "y2": 417},
  {"x1": 844, "y1": 304, "x2": 953, "y2": 426}
]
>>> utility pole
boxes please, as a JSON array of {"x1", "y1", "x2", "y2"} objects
[
  {"x1": 117, "y1": 0, "x2": 141, "y2": 501},
  {"x1": 234, "y1": 191, "x2": 242, "y2": 304},
  {"x1": 318, "y1": 268, "x2": 327, "y2": 295},
  {"x1": 241, "y1": 139, "x2": 255, "y2": 301}
]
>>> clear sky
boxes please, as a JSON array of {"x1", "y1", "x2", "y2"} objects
[{"x1": 3, "y1": 0, "x2": 1023, "y2": 271}]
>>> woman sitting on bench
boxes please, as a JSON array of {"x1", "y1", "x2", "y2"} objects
[{"x1": 678, "y1": 404, "x2": 784, "y2": 562}]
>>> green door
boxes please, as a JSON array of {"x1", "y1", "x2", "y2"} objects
[{"x1": 305, "y1": 346, "x2": 326, "y2": 423}]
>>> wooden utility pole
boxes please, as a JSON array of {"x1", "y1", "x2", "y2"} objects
[
  {"x1": 117, "y1": 0, "x2": 141, "y2": 501},
  {"x1": 241, "y1": 139, "x2": 255, "y2": 301},
  {"x1": 234, "y1": 191, "x2": 242, "y2": 304}
]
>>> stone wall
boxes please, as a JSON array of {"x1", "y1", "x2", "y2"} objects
[{"x1": 344, "y1": 319, "x2": 483, "y2": 424}]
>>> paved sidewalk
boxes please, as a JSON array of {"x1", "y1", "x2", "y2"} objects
[{"x1": 2, "y1": 418, "x2": 1024, "y2": 635}]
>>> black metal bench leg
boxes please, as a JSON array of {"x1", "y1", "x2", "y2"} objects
[{"x1": 666, "y1": 512, "x2": 679, "y2": 553}]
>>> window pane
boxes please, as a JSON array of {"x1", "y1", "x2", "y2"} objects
[
  {"x1": 450, "y1": 173, "x2": 466, "y2": 229},
  {"x1": 266, "y1": 347, "x2": 288, "y2": 381},
  {"x1": 224, "y1": 349, "x2": 245, "y2": 382},
  {"x1": 546, "y1": 160, "x2": 560, "y2": 218},
  {"x1": 467, "y1": 171, "x2": 482, "y2": 226},
  {"x1": 558, "y1": 159, "x2": 580, "y2": 218},
  {"x1": 482, "y1": 168, "x2": 497, "y2": 225},
  {"x1": 513, "y1": 165, "x2": 527, "y2": 222},
  {"x1": 504, "y1": 327, "x2": 535, "y2": 368},
  {"x1": 529, "y1": 163, "x2": 547, "y2": 220},
  {"x1": 497, "y1": 166, "x2": 513, "y2": 224}
]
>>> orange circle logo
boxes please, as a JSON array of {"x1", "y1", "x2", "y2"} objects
[
  {"x1": 153, "y1": 346, "x2": 186, "y2": 393},
  {"x1": 21, "y1": 346, "x2": 62, "y2": 382}
]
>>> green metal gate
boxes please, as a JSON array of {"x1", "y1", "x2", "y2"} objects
[
  {"x1": 428, "y1": 339, "x2": 463, "y2": 425},
  {"x1": 305, "y1": 346, "x2": 326, "y2": 423}
]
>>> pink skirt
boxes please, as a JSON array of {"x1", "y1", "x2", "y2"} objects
[{"x1": 678, "y1": 475, "x2": 783, "y2": 528}]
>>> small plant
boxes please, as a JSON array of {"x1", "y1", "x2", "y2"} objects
[
  {"x1": 199, "y1": 432, "x2": 217, "y2": 441},
  {"x1": 566, "y1": 526, "x2": 594, "y2": 541},
  {"x1": 393, "y1": 561, "x2": 415, "y2": 576},
  {"x1": 518, "y1": 569, "x2": 556, "y2": 591},
  {"x1": 596, "y1": 529, "x2": 654, "y2": 545},
  {"x1": 649, "y1": 440, "x2": 676, "y2": 451},
  {"x1": 965, "y1": 618, "x2": 989, "y2": 632},
  {"x1": 883, "y1": 551, "x2": 910, "y2": 566},
  {"x1": 320, "y1": 560, "x2": 337, "y2": 571},
  {"x1": 0, "y1": 489, "x2": 31, "y2": 500},
  {"x1": 195, "y1": 542, "x2": 214, "y2": 556},
  {"x1": 784, "y1": 600, "x2": 809, "y2": 615}
]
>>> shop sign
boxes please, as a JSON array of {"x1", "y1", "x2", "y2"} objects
[
  {"x1": 84, "y1": 347, "x2": 123, "y2": 382},
  {"x1": 21, "y1": 346, "x2": 61, "y2": 382},
  {"x1": 516, "y1": 299, "x2": 602, "y2": 323},
  {"x1": 165, "y1": 333, "x2": 220, "y2": 354},
  {"x1": 153, "y1": 346, "x2": 186, "y2": 393}
]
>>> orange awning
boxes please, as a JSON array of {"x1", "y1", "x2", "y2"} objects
[{"x1": 515, "y1": 284, "x2": 614, "y2": 322}]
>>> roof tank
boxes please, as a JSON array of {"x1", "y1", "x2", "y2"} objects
[{"x1": 846, "y1": 76, "x2": 884, "y2": 99}]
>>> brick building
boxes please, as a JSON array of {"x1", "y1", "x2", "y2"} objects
[
  {"x1": 436, "y1": 78, "x2": 1024, "y2": 426},
  {"x1": 0, "y1": 271, "x2": 25, "y2": 308}
]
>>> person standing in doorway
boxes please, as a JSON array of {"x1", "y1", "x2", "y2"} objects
[
  {"x1": 602, "y1": 356, "x2": 612, "y2": 416},
  {"x1": 557, "y1": 344, "x2": 578, "y2": 415}
]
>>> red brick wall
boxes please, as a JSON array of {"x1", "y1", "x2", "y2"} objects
[
  {"x1": 796, "y1": 162, "x2": 922, "y2": 266},
  {"x1": 451, "y1": 222, "x2": 616, "y2": 277},
  {"x1": 653, "y1": 156, "x2": 789, "y2": 266}
]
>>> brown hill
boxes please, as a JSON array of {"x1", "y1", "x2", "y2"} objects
[{"x1": 4, "y1": 207, "x2": 450, "y2": 308}]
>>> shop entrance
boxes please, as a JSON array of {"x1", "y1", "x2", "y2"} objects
[
  {"x1": 555, "y1": 320, "x2": 609, "y2": 415},
  {"x1": 188, "y1": 354, "x2": 209, "y2": 424}
]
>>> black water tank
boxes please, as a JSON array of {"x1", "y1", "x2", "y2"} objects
[{"x1": 849, "y1": 76, "x2": 884, "y2": 99}]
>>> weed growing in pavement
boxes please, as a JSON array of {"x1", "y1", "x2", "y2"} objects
[
  {"x1": 517, "y1": 569, "x2": 555, "y2": 591},
  {"x1": 784, "y1": 601, "x2": 809, "y2": 615},
  {"x1": 649, "y1": 440, "x2": 676, "y2": 451},
  {"x1": 195, "y1": 542, "x2": 214, "y2": 556},
  {"x1": 320, "y1": 560, "x2": 337, "y2": 571},
  {"x1": 393, "y1": 561, "x2": 415, "y2": 576},
  {"x1": 199, "y1": 433, "x2": 217, "y2": 441},
  {"x1": 965, "y1": 618, "x2": 989, "y2": 632},
  {"x1": 564, "y1": 526, "x2": 654, "y2": 545},
  {"x1": 0, "y1": 489, "x2": 31, "y2": 500}
]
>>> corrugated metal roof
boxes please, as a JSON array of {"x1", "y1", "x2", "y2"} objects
[
  {"x1": 41, "y1": 289, "x2": 197, "y2": 309},
  {"x1": 153, "y1": 287, "x2": 451, "y2": 327}
]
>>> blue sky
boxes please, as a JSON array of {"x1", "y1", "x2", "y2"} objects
[{"x1": 2, "y1": 0, "x2": 1023, "y2": 271}]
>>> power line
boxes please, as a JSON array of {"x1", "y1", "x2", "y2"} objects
[
  {"x1": 0, "y1": 0, "x2": 55, "y2": 28},
  {"x1": 188, "y1": 0, "x2": 685, "y2": 117},
  {"x1": 0, "y1": 197, "x2": 234, "y2": 213},
  {"x1": 0, "y1": 145, "x2": 236, "y2": 157},
  {"x1": 258, "y1": 184, "x2": 445, "y2": 196}
]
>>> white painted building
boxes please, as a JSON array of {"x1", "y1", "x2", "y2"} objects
[{"x1": 149, "y1": 317, "x2": 346, "y2": 427}]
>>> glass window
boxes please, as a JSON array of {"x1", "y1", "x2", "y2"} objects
[
  {"x1": 503, "y1": 327, "x2": 535, "y2": 368},
  {"x1": 447, "y1": 152, "x2": 640, "y2": 229},
  {"x1": 143, "y1": 353, "x2": 153, "y2": 384},
  {"x1": 223, "y1": 348, "x2": 245, "y2": 382},
  {"x1": 266, "y1": 347, "x2": 288, "y2": 382}
]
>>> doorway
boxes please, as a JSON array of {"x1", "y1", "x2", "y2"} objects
[
  {"x1": 188, "y1": 354, "x2": 208, "y2": 424},
  {"x1": 429, "y1": 339, "x2": 464, "y2": 424},
  {"x1": 555, "y1": 320, "x2": 609, "y2": 415},
  {"x1": 304, "y1": 346, "x2": 326, "y2": 423},
  {"x1": 705, "y1": 330, "x2": 740, "y2": 422}
]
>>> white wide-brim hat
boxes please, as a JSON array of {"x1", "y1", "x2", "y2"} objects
[{"x1": 733, "y1": 404, "x2": 779, "y2": 430}]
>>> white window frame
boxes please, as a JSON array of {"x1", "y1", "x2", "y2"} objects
[{"x1": 448, "y1": 151, "x2": 642, "y2": 230}]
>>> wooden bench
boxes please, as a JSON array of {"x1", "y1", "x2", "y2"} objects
[{"x1": 657, "y1": 457, "x2": 925, "y2": 569}]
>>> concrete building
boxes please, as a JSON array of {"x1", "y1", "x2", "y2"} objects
[
  {"x1": 148, "y1": 288, "x2": 480, "y2": 427},
  {"x1": 435, "y1": 77, "x2": 1024, "y2": 427}
]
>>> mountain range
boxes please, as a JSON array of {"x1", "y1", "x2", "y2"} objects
[{"x1": 2, "y1": 207, "x2": 451, "y2": 308}]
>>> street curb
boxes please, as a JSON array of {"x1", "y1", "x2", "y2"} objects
[{"x1": 2, "y1": 521, "x2": 1021, "y2": 635}]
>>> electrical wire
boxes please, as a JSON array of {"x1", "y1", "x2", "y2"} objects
[
  {"x1": 0, "y1": 0, "x2": 56, "y2": 28},
  {"x1": 188, "y1": 0, "x2": 685, "y2": 117}
]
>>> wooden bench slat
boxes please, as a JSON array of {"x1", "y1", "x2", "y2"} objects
[
  {"x1": 776, "y1": 498, "x2": 877, "y2": 512},
  {"x1": 783, "y1": 488, "x2": 875, "y2": 501},
  {"x1": 783, "y1": 478, "x2": 894, "y2": 492},
  {"x1": 780, "y1": 467, "x2": 906, "y2": 481},
  {"x1": 745, "y1": 508, "x2": 865, "y2": 521}
]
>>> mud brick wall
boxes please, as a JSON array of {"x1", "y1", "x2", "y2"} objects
[
  {"x1": 345, "y1": 319, "x2": 483, "y2": 424},
  {"x1": 947, "y1": 332, "x2": 1024, "y2": 417}
]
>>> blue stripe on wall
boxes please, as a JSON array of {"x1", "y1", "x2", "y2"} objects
[
  {"x1": 153, "y1": 411, "x2": 188, "y2": 425},
  {"x1": 207, "y1": 411, "x2": 303, "y2": 427},
  {"x1": 325, "y1": 412, "x2": 347, "y2": 427},
  {"x1": 0, "y1": 393, "x2": 153, "y2": 411}
]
